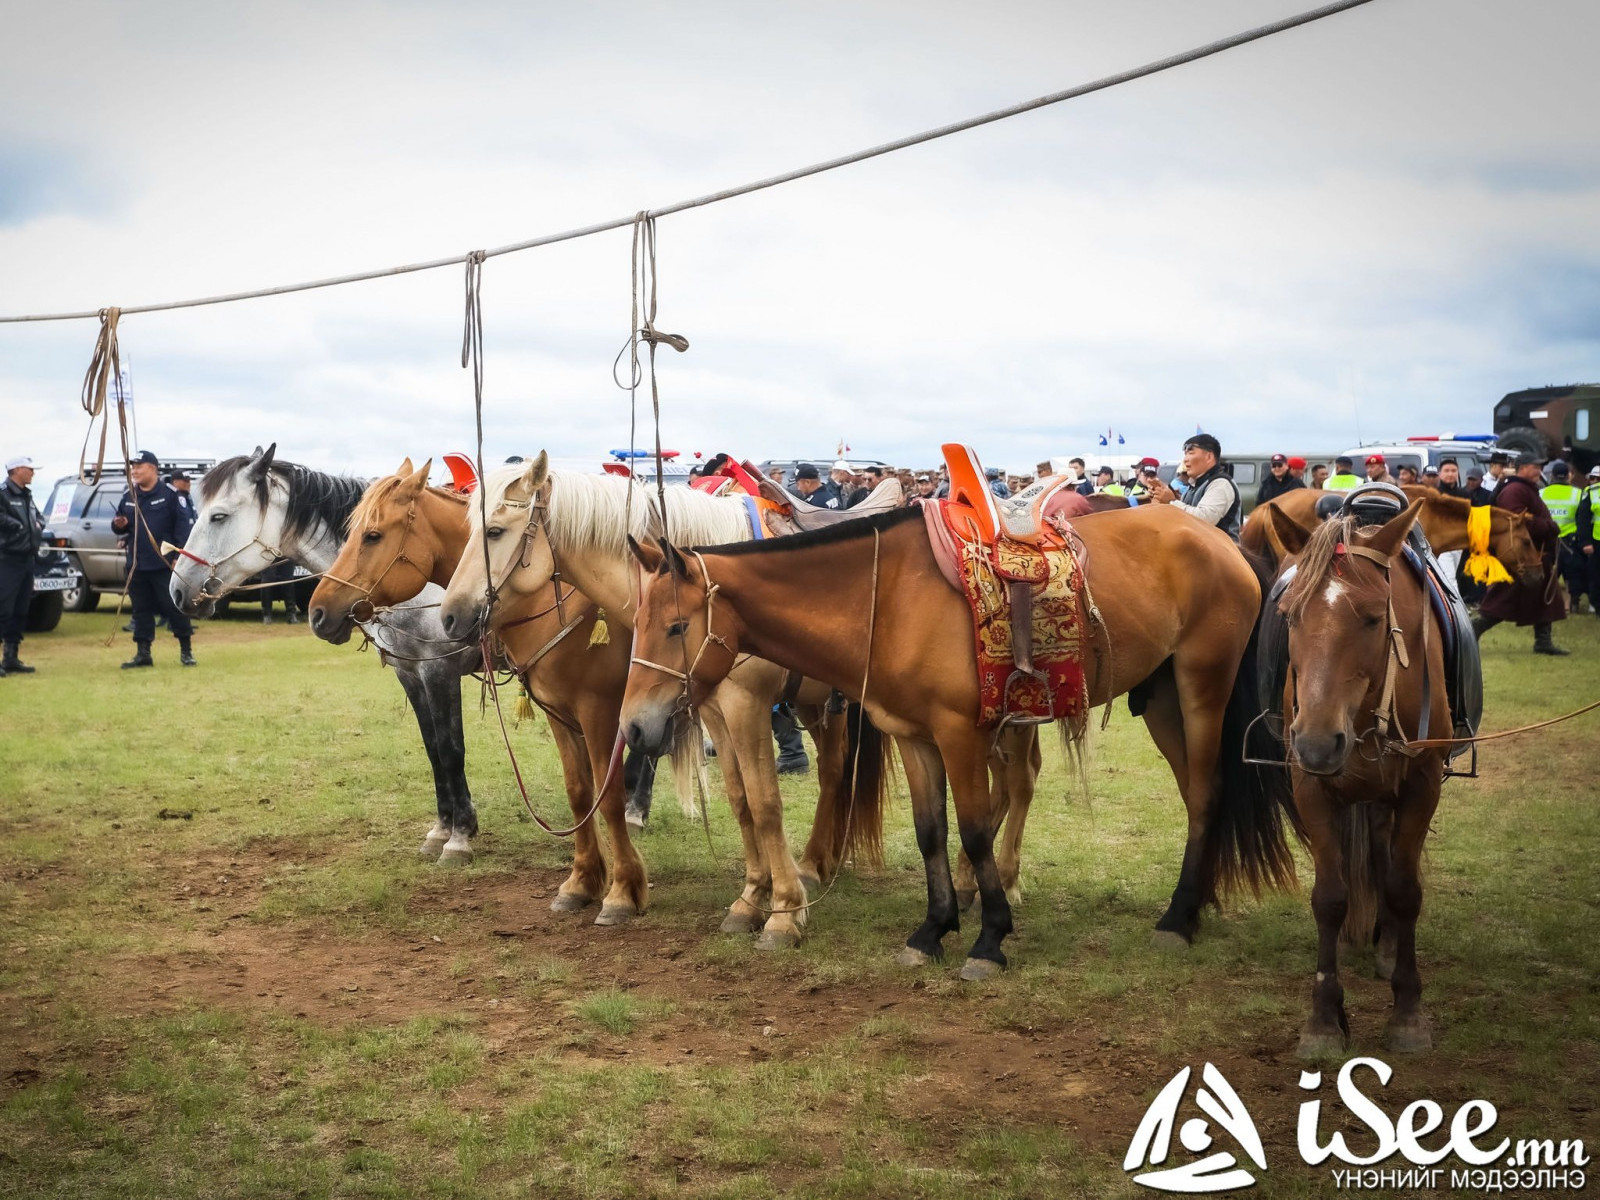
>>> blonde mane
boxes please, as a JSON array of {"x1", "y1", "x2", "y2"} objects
[
  {"x1": 347, "y1": 476, "x2": 467, "y2": 534},
  {"x1": 472, "y1": 466, "x2": 753, "y2": 553}
]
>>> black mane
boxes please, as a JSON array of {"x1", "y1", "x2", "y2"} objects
[
  {"x1": 201, "y1": 456, "x2": 369, "y2": 541},
  {"x1": 689, "y1": 505, "x2": 922, "y2": 556}
]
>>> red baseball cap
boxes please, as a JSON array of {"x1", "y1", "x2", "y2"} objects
[
  {"x1": 1136, "y1": 456, "x2": 1160, "y2": 468},
  {"x1": 1287, "y1": 455, "x2": 1307, "y2": 470},
  {"x1": 1366, "y1": 453, "x2": 1386, "y2": 465}
]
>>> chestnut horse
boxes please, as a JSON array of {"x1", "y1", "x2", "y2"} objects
[
  {"x1": 1244, "y1": 485, "x2": 1543, "y2": 582},
  {"x1": 620, "y1": 504, "x2": 1291, "y2": 978},
  {"x1": 309, "y1": 459, "x2": 664, "y2": 923},
  {"x1": 438, "y1": 455, "x2": 890, "y2": 948},
  {"x1": 1258, "y1": 500, "x2": 1451, "y2": 1054}
]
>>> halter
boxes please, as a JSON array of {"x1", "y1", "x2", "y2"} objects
[
  {"x1": 318, "y1": 499, "x2": 430, "y2": 623},
  {"x1": 176, "y1": 531, "x2": 293, "y2": 598},
  {"x1": 629, "y1": 549, "x2": 739, "y2": 699},
  {"x1": 475, "y1": 492, "x2": 570, "y2": 628}
]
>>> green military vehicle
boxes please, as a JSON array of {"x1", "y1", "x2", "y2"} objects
[{"x1": 1493, "y1": 383, "x2": 1599, "y2": 474}]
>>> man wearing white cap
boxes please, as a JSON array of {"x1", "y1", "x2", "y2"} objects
[{"x1": 0, "y1": 455, "x2": 43, "y2": 676}]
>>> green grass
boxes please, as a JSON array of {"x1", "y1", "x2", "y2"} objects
[{"x1": 0, "y1": 609, "x2": 1596, "y2": 1197}]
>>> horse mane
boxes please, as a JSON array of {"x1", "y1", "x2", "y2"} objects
[
  {"x1": 1280, "y1": 514, "x2": 1364, "y2": 623},
  {"x1": 347, "y1": 476, "x2": 467, "y2": 533},
  {"x1": 693, "y1": 505, "x2": 921, "y2": 555},
  {"x1": 474, "y1": 465, "x2": 753, "y2": 553},
  {"x1": 202, "y1": 455, "x2": 368, "y2": 541}
]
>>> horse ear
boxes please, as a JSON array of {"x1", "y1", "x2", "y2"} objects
[
  {"x1": 524, "y1": 450, "x2": 549, "y2": 492},
  {"x1": 1364, "y1": 497, "x2": 1426, "y2": 559},
  {"x1": 400, "y1": 458, "x2": 432, "y2": 495},
  {"x1": 628, "y1": 535, "x2": 663, "y2": 573},
  {"x1": 1267, "y1": 503, "x2": 1312, "y2": 558},
  {"x1": 657, "y1": 537, "x2": 690, "y2": 579},
  {"x1": 248, "y1": 443, "x2": 277, "y2": 479},
  {"x1": 396, "y1": 457, "x2": 415, "y2": 477}
]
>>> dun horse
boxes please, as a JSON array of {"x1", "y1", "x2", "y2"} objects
[
  {"x1": 438, "y1": 454, "x2": 890, "y2": 948},
  {"x1": 620, "y1": 504, "x2": 1291, "y2": 978},
  {"x1": 1259, "y1": 499, "x2": 1453, "y2": 1054}
]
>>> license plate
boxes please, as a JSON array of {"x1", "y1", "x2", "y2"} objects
[{"x1": 34, "y1": 575, "x2": 80, "y2": 593}]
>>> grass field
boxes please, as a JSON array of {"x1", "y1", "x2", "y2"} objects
[{"x1": 1, "y1": 609, "x2": 1596, "y2": 1198}]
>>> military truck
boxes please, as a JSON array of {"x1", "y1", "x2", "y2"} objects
[{"x1": 1493, "y1": 384, "x2": 1599, "y2": 474}]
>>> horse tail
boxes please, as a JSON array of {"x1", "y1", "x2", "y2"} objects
[
  {"x1": 1336, "y1": 803, "x2": 1381, "y2": 947},
  {"x1": 833, "y1": 701, "x2": 889, "y2": 869},
  {"x1": 1201, "y1": 606, "x2": 1301, "y2": 903}
]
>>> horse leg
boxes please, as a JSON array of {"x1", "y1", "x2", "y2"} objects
[
  {"x1": 944, "y1": 730, "x2": 1014, "y2": 981},
  {"x1": 795, "y1": 702, "x2": 843, "y2": 891},
  {"x1": 583, "y1": 696, "x2": 649, "y2": 926},
  {"x1": 954, "y1": 754, "x2": 1004, "y2": 913},
  {"x1": 428, "y1": 666, "x2": 478, "y2": 865},
  {"x1": 994, "y1": 726, "x2": 1040, "y2": 908},
  {"x1": 722, "y1": 691, "x2": 808, "y2": 950},
  {"x1": 394, "y1": 668, "x2": 453, "y2": 861},
  {"x1": 1298, "y1": 788, "x2": 1352, "y2": 1058},
  {"x1": 701, "y1": 705, "x2": 770, "y2": 934},
  {"x1": 544, "y1": 712, "x2": 606, "y2": 912},
  {"x1": 1368, "y1": 806, "x2": 1398, "y2": 980},
  {"x1": 895, "y1": 737, "x2": 959, "y2": 967},
  {"x1": 1383, "y1": 781, "x2": 1440, "y2": 1053},
  {"x1": 1138, "y1": 665, "x2": 1197, "y2": 947}
]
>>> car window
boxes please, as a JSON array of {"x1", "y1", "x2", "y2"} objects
[
  {"x1": 86, "y1": 489, "x2": 123, "y2": 519},
  {"x1": 1231, "y1": 462, "x2": 1257, "y2": 485}
]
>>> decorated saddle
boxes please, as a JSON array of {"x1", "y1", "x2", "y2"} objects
[{"x1": 927, "y1": 444, "x2": 1093, "y2": 731}]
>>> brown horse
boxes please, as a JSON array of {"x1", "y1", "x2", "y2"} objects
[
  {"x1": 621, "y1": 504, "x2": 1292, "y2": 978},
  {"x1": 308, "y1": 459, "x2": 654, "y2": 922},
  {"x1": 1261, "y1": 499, "x2": 1448, "y2": 1055},
  {"x1": 1244, "y1": 486, "x2": 1543, "y2": 582}
]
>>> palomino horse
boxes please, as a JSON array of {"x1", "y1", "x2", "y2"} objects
[
  {"x1": 170, "y1": 446, "x2": 485, "y2": 864},
  {"x1": 620, "y1": 504, "x2": 1292, "y2": 978},
  {"x1": 310, "y1": 458, "x2": 669, "y2": 924},
  {"x1": 1259, "y1": 500, "x2": 1450, "y2": 1054},
  {"x1": 438, "y1": 454, "x2": 891, "y2": 949},
  {"x1": 1244, "y1": 485, "x2": 1544, "y2": 582}
]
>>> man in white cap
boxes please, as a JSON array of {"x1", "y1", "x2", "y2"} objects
[{"x1": 0, "y1": 455, "x2": 43, "y2": 676}]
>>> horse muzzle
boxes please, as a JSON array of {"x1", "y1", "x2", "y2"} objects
[
  {"x1": 1290, "y1": 728, "x2": 1352, "y2": 776},
  {"x1": 309, "y1": 605, "x2": 354, "y2": 645}
]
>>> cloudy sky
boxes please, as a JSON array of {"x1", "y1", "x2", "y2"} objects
[{"x1": 2, "y1": 0, "x2": 1596, "y2": 486}]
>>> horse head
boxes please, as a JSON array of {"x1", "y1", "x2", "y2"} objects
[
  {"x1": 1488, "y1": 508, "x2": 1544, "y2": 585},
  {"x1": 1278, "y1": 498, "x2": 1425, "y2": 776},
  {"x1": 170, "y1": 443, "x2": 287, "y2": 617},
  {"x1": 309, "y1": 458, "x2": 437, "y2": 644},
  {"x1": 440, "y1": 451, "x2": 556, "y2": 640},
  {"x1": 620, "y1": 536, "x2": 744, "y2": 756}
]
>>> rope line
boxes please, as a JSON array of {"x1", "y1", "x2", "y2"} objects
[{"x1": 0, "y1": 0, "x2": 1376, "y2": 325}]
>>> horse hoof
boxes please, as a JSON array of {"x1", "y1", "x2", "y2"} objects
[
  {"x1": 624, "y1": 806, "x2": 647, "y2": 830},
  {"x1": 419, "y1": 841, "x2": 446, "y2": 861},
  {"x1": 550, "y1": 892, "x2": 593, "y2": 913},
  {"x1": 956, "y1": 890, "x2": 977, "y2": 913},
  {"x1": 1384, "y1": 1016, "x2": 1432, "y2": 1054},
  {"x1": 594, "y1": 903, "x2": 637, "y2": 927},
  {"x1": 720, "y1": 908, "x2": 763, "y2": 935},
  {"x1": 959, "y1": 957, "x2": 1003, "y2": 982},
  {"x1": 1004, "y1": 885, "x2": 1023, "y2": 908},
  {"x1": 1296, "y1": 1029, "x2": 1349, "y2": 1060},
  {"x1": 895, "y1": 946, "x2": 937, "y2": 968},
  {"x1": 756, "y1": 926, "x2": 801, "y2": 951},
  {"x1": 796, "y1": 868, "x2": 822, "y2": 895},
  {"x1": 437, "y1": 847, "x2": 473, "y2": 867},
  {"x1": 1150, "y1": 930, "x2": 1192, "y2": 953}
]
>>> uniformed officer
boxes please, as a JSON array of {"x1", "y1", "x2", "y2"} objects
[
  {"x1": 112, "y1": 451, "x2": 198, "y2": 668},
  {"x1": 168, "y1": 471, "x2": 198, "y2": 522},
  {"x1": 1579, "y1": 464, "x2": 1600, "y2": 615},
  {"x1": 1324, "y1": 455, "x2": 1361, "y2": 493},
  {"x1": 1146, "y1": 433, "x2": 1242, "y2": 540},
  {"x1": 0, "y1": 454, "x2": 43, "y2": 677},
  {"x1": 1542, "y1": 461, "x2": 1583, "y2": 613}
]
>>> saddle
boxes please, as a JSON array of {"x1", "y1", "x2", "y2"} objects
[
  {"x1": 931, "y1": 444, "x2": 1091, "y2": 730},
  {"x1": 755, "y1": 474, "x2": 904, "y2": 535}
]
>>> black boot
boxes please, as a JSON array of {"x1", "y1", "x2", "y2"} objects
[
  {"x1": 122, "y1": 642, "x2": 154, "y2": 669},
  {"x1": 1533, "y1": 623, "x2": 1570, "y2": 656},
  {"x1": 1470, "y1": 613, "x2": 1498, "y2": 640},
  {"x1": 286, "y1": 609, "x2": 302, "y2": 625},
  {"x1": 2, "y1": 644, "x2": 33, "y2": 674},
  {"x1": 179, "y1": 639, "x2": 197, "y2": 667}
]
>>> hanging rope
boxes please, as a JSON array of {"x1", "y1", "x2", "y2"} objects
[
  {"x1": 1, "y1": 0, "x2": 1378, "y2": 326},
  {"x1": 462, "y1": 249, "x2": 495, "y2": 628},
  {"x1": 78, "y1": 308, "x2": 123, "y2": 484}
]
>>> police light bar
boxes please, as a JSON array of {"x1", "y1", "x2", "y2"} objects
[{"x1": 608, "y1": 449, "x2": 681, "y2": 460}]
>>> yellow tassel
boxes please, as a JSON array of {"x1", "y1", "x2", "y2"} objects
[
  {"x1": 515, "y1": 688, "x2": 537, "y2": 724},
  {"x1": 589, "y1": 611, "x2": 610, "y2": 647},
  {"x1": 1463, "y1": 505, "x2": 1514, "y2": 585}
]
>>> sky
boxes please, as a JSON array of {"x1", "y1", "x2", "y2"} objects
[{"x1": 2, "y1": 0, "x2": 1597, "y2": 487}]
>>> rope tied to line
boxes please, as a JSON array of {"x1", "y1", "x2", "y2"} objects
[{"x1": 78, "y1": 307, "x2": 124, "y2": 484}]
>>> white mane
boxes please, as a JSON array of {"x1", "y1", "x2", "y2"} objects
[{"x1": 473, "y1": 466, "x2": 753, "y2": 554}]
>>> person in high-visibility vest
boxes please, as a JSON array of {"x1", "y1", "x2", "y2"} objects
[
  {"x1": 1324, "y1": 455, "x2": 1361, "y2": 493},
  {"x1": 1541, "y1": 461, "x2": 1585, "y2": 613},
  {"x1": 1579, "y1": 464, "x2": 1600, "y2": 615}
]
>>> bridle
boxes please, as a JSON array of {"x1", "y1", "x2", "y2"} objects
[
  {"x1": 629, "y1": 550, "x2": 740, "y2": 703},
  {"x1": 318, "y1": 499, "x2": 430, "y2": 623},
  {"x1": 176, "y1": 528, "x2": 293, "y2": 599}
]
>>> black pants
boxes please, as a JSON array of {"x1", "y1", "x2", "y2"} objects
[
  {"x1": 1557, "y1": 536, "x2": 1589, "y2": 607},
  {"x1": 128, "y1": 569, "x2": 194, "y2": 644},
  {"x1": 0, "y1": 559, "x2": 32, "y2": 645},
  {"x1": 772, "y1": 705, "x2": 807, "y2": 765}
]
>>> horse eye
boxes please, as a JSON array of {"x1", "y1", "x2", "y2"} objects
[
  {"x1": 1362, "y1": 613, "x2": 1383, "y2": 629},
  {"x1": 667, "y1": 620, "x2": 688, "y2": 638},
  {"x1": 362, "y1": 529, "x2": 383, "y2": 544},
  {"x1": 485, "y1": 527, "x2": 504, "y2": 540},
  {"x1": 209, "y1": 511, "x2": 227, "y2": 523}
]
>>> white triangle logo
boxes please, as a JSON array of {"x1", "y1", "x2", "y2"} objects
[{"x1": 1124, "y1": 1063, "x2": 1268, "y2": 1193}]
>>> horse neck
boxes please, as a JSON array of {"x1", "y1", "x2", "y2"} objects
[
  {"x1": 417, "y1": 489, "x2": 470, "y2": 585},
  {"x1": 281, "y1": 470, "x2": 365, "y2": 574},
  {"x1": 1416, "y1": 492, "x2": 1469, "y2": 553},
  {"x1": 544, "y1": 544, "x2": 641, "y2": 628}
]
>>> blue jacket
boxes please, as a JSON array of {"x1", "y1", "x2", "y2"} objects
[{"x1": 115, "y1": 483, "x2": 194, "y2": 572}]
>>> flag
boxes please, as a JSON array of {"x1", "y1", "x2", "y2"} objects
[
  {"x1": 1117, "y1": 431, "x2": 1125, "y2": 445},
  {"x1": 1098, "y1": 433, "x2": 1108, "y2": 446}
]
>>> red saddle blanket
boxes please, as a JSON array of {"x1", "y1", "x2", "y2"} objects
[{"x1": 931, "y1": 500, "x2": 1092, "y2": 729}]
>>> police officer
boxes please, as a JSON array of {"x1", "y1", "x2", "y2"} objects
[
  {"x1": 168, "y1": 471, "x2": 198, "y2": 522},
  {"x1": 1579, "y1": 465, "x2": 1600, "y2": 615},
  {"x1": 1324, "y1": 455, "x2": 1361, "y2": 493},
  {"x1": 111, "y1": 451, "x2": 198, "y2": 668},
  {"x1": 1542, "y1": 461, "x2": 1584, "y2": 613},
  {"x1": 1147, "y1": 433, "x2": 1241, "y2": 540},
  {"x1": 0, "y1": 454, "x2": 43, "y2": 677}
]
